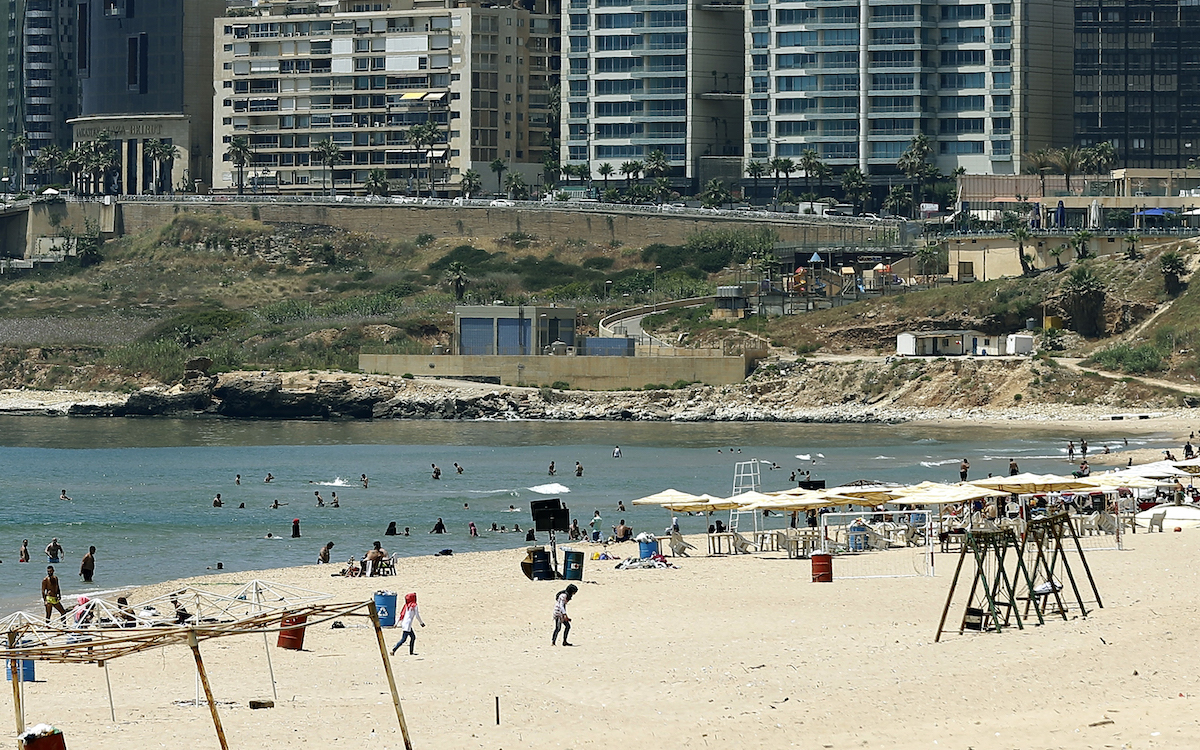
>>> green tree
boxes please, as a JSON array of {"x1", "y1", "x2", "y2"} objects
[
  {"x1": 31, "y1": 144, "x2": 64, "y2": 187},
  {"x1": 799, "y1": 149, "x2": 820, "y2": 198},
  {"x1": 1051, "y1": 145, "x2": 1086, "y2": 194},
  {"x1": 9, "y1": 133, "x2": 28, "y2": 192},
  {"x1": 225, "y1": 136, "x2": 252, "y2": 196},
  {"x1": 1011, "y1": 227, "x2": 1034, "y2": 276},
  {"x1": 914, "y1": 241, "x2": 942, "y2": 281},
  {"x1": 620, "y1": 160, "x2": 639, "y2": 189},
  {"x1": 897, "y1": 134, "x2": 933, "y2": 212},
  {"x1": 460, "y1": 169, "x2": 482, "y2": 198},
  {"x1": 779, "y1": 157, "x2": 796, "y2": 196},
  {"x1": 745, "y1": 160, "x2": 766, "y2": 204},
  {"x1": 406, "y1": 121, "x2": 441, "y2": 196},
  {"x1": 1160, "y1": 251, "x2": 1188, "y2": 297},
  {"x1": 700, "y1": 178, "x2": 731, "y2": 208},
  {"x1": 840, "y1": 166, "x2": 869, "y2": 215},
  {"x1": 1084, "y1": 141, "x2": 1116, "y2": 174},
  {"x1": 1072, "y1": 229, "x2": 1093, "y2": 260},
  {"x1": 1124, "y1": 233, "x2": 1140, "y2": 261},
  {"x1": 504, "y1": 171, "x2": 528, "y2": 200},
  {"x1": 1022, "y1": 148, "x2": 1055, "y2": 198},
  {"x1": 768, "y1": 157, "x2": 787, "y2": 205},
  {"x1": 644, "y1": 149, "x2": 669, "y2": 181},
  {"x1": 1049, "y1": 243, "x2": 1068, "y2": 271},
  {"x1": 364, "y1": 168, "x2": 389, "y2": 196},
  {"x1": 652, "y1": 176, "x2": 672, "y2": 205},
  {"x1": 83, "y1": 135, "x2": 118, "y2": 195},
  {"x1": 883, "y1": 185, "x2": 912, "y2": 217},
  {"x1": 444, "y1": 261, "x2": 469, "y2": 301},
  {"x1": 598, "y1": 162, "x2": 614, "y2": 195},
  {"x1": 1061, "y1": 265, "x2": 1106, "y2": 337},
  {"x1": 313, "y1": 139, "x2": 343, "y2": 196},
  {"x1": 144, "y1": 139, "x2": 180, "y2": 195},
  {"x1": 489, "y1": 158, "x2": 507, "y2": 195}
]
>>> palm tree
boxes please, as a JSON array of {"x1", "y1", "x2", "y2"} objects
[
  {"x1": 541, "y1": 157, "x2": 560, "y2": 192},
  {"x1": 1011, "y1": 227, "x2": 1033, "y2": 276},
  {"x1": 406, "y1": 120, "x2": 441, "y2": 196},
  {"x1": 364, "y1": 168, "x2": 389, "y2": 196},
  {"x1": 83, "y1": 135, "x2": 118, "y2": 195},
  {"x1": 504, "y1": 171, "x2": 528, "y2": 200},
  {"x1": 1072, "y1": 229, "x2": 1093, "y2": 260},
  {"x1": 1051, "y1": 145, "x2": 1086, "y2": 194},
  {"x1": 897, "y1": 135, "x2": 933, "y2": 213},
  {"x1": 652, "y1": 176, "x2": 672, "y2": 204},
  {"x1": 700, "y1": 178, "x2": 730, "y2": 208},
  {"x1": 745, "y1": 160, "x2": 766, "y2": 204},
  {"x1": 225, "y1": 136, "x2": 252, "y2": 196},
  {"x1": 840, "y1": 166, "x2": 868, "y2": 215},
  {"x1": 574, "y1": 162, "x2": 591, "y2": 188},
  {"x1": 64, "y1": 147, "x2": 85, "y2": 194},
  {"x1": 768, "y1": 157, "x2": 787, "y2": 206},
  {"x1": 313, "y1": 139, "x2": 343, "y2": 197},
  {"x1": 598, "y1": 162, "x2": 614, "y2": 195},
  {"x1": 619, "y1": 160, "x2": 638, "y2": 189},
  {"x1": 1021, "y1": 149, "x2": 1055, "y2": 198},
  {"x1": 31, "y1": 144, "x2": 63, "y2": 187},
  {"x1": 915, "y1": 241, "x2": 941, "y2": 282},
  {"x1": 1061, "y1": 266, "x2": 1106, "y2": 337},
  {"x1": 144, "y1": 139, "x2": 179, "y2": 195},
  {"x1": 1124, "y1": 233, "x2": 1140, "y2": 261},
  {"x1": 1084, "y1": 141, "x2": 1116, "y2": 174},
  {"x1": 1049, "y1": 243, "x2": 1068, "y2": 271},
  {"x1": 644, "y1": 149, "x2": 669, "y2": 181},
  {"x1": 883, "y1": 185, "x2": 912, "y2": 217},
  {"x1": 1160, "y1": 251, "x2": 1188, "y2": 296},
  {"x1": 460, "y1": 169, "x2": 482, "y2": 198},
  {"x1": 444, "y1": 261, "x2": 469, "y2": 301},
  {"x1": 9, "y1": 133, "x2": 28, "y2": 192},
  {"x1": 799, "y1": 149, "x2": 820, "y2": 197},
  {"x1": 779, "y1": 158, "x2": 796, "y2": 196},
  {"x1": 489, "y1": 158, "x2": 507, "y2": 195}
]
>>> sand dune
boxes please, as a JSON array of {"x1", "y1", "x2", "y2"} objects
[{"x1": 9, "y1": 530, "x2": 1200, "y2": 749}]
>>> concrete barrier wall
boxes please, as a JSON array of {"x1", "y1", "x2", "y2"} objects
[
  {"x1": 359, "y1": 353, "x2": 749, "y2": 390},
  {"x1": 118, "y1": 202, "x2": 879, "y2": 248}
]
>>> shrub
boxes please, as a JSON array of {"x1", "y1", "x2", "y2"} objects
[
  {"x1": 415, "y1": 233, "x2": 436, "y2": 247},
  {"x1": 402, "y1": 373, "x2": 414, "y2": 379},
  {"x1": 551, "y1": 380, "x2": 570, "y2": 389},
  {"x1": 1086, "y1": 343, "x2": 1166, "y2": 374}
]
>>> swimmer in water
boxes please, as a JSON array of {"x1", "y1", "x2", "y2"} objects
[
  {"x1": 431, "y1": 464, "x2": 442, "y2": 480},
  {"x1": 235, "y1": 474, "x2": 241, "y2": 485},
  {"x1": 59, "y1": 490, "x2": 71, "y2": 501},
  {"x1": 213, "y1": 494, "x2": 223, "y2": 507},
  {"x1": 361, "y1": 474, "x2": 369, "y2": 488},
  {"x1": 264, "y1": 473, "x2": 274, "y2": 483},
  {"x1": 270, "y1": 499, "x2": 288, "y2": 509},
  {"x1": 454, "y1": 462, "x2": 464, "y2": 474},
  {"x1": 315, "y1": 491, "x2": 325, "y2": 507},
  {"x1": 331, "y1": 492, "x2": 339, "y2": 508}
]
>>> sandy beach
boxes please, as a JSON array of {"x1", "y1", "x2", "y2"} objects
[{"x1": 8, "y1": 529, "x2": 1200, "y2": 750}]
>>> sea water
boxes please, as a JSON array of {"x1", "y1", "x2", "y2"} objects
[{"x1": 0, "y1": 416, "x2": 1175, "y2": 615}]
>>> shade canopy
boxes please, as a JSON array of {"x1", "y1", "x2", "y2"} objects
[
  {"x1": 892, "y1": 481, "x2": 1001, "y2": 505},
  {"x1": 630, "y1": 488, "x2": 702, "y2": 507},
  {"x1": 968, "y1": 473, "x2": 1098, "y2": 494}
]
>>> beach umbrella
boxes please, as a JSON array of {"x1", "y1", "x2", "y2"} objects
[
  {"x1": 1171, "y1": 457, "x2": 1200, "y2": 474},
  {"x1": 1113, "y1": 461, "x2": 1193, "y2": 479},
  {"x1": 662, "y1": 494, "x2": 742, "y2": 513},
  {"x1": 893, "y1": 481, "x2": 1000, "y2": 505},
  {"x1": 968, "y1": 473, "x2": 1096, "y2": 494},
  {"x1": 630, "y1": 488, "x2": 701, "y2": 507},
  {"x1": 828, "y1": 483, "x2": 908, "y2": 504},
  {"x1": 1084, "y1": 473, "x2": 1161, "y2": 490}
]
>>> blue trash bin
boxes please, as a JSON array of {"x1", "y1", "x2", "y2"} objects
[
  {"x1": 5, "y1": 660, "x2": 34, "y2": 682},
  {"x1": 848, "y1": 524, "x2": 866, "y2": 552},
  {"x1": 530, "y1": 548, "x2": 554, "y2": 580},
  {"x1": 638, "y1": 539, "x2": 658, "y2": 559},
  {"x1": 373, "y1": 591, "x2": 398, "y2": 627}
]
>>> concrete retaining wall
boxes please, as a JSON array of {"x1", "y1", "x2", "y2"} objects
[{"x1": 359, "y1": 352, "x2": 750, "y2": 390}]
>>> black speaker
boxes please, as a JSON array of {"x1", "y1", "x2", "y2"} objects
[
  {"x1": 530, "y1": 498, "x2": 562, "y2": 514},
  {"x1": 534, "y1": 507, "x2": 570, "y2": 532}
]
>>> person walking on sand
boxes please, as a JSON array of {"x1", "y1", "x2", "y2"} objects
[
  {"x1": 390, "y1": 593, "x2": 425, "y2": 656},
  {"x1": 42, "y1": 566, "x2": 66, "y2": 622},
  {"x1": 552, "y1": 584, "x2": 578, "y2": 646},
  {"x1": 80, "y1": 545, "x2": 96, "y2": 583},
  {"x1": 1009, "y1": 459, "x2": 1019, "y2": 476},
  {"x1": 959, "y1": 458, "x2": 970, "y2": 482},
  {"x1": 45, "y1": 538, "x2": 63, "y2": 563},
  {"x1": 19, "y1": 540, "x2": 29, "y2": 563}
]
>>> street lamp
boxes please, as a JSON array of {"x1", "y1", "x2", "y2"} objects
[
  {"x1": 653, "y1": 265, "x2": 661, "y2": 310},
  {"x1": 2, "y1": 177, "x2": 9, "y2": 202},
  {"x1": 605, "y1": 279, "x2": 612, "y2": 301}
]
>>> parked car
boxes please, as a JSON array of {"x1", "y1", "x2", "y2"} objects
[{"x1": 489, "y1": 199, "x2": 514, "y2": 207}]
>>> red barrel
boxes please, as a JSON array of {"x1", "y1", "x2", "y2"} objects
[
  {"x1": 811, "y1": 552, "x2": 833, "y2": 582},
  {"x1": 23, "y1": 732, "x2": 66, "y2": 750},
  {"x1": 277, "y1": 615, "x2": 308, "y2": 650}
]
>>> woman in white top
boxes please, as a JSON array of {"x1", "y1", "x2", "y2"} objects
[
  {"x1": 390, "y1": 593, "x2": 425, "y2": 656},
  {"x1": 552, "y1": 584, "x2": 578, "y2": 646}
]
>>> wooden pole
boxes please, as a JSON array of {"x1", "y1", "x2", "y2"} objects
[
  {"x1": 8, "y1": 632, "x2": 23, "y2": 737},
  {"x1": 188, "y1": 630, "x2": 229, "y2": 750},
  {"x1": 369, "y1": 601, "x2": 414, "y2": 750},
  {"x1": 934, "y1": 544, "x2": 969, "y2": 642}
]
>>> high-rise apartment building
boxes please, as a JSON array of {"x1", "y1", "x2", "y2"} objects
[
  {"x1": 210, "y1": 0, "x2": 560, "y2": 196},
  {"x1": 561, "y1": 0, "x2": 744, "y2": 186},
  {"x1": 747, "y1": 0, "x2": 1072, "y2": 178},
  {"x1": 1073, "y1": 0, "x2": 1200, "y2": 168},
  {"x1": 69, "y1": 0, "x2": 226, "y2": 194},
  {"x1": 3, "y1": 0, "x2": 79, "y2": 193}
]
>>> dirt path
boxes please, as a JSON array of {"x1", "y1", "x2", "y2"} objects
[{"x1": 1059, "y1": 356, "x2": 1200, "y2": 396}]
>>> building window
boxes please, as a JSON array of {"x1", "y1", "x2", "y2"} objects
[
  {"x1": 992, "y1": 139, "x2": 1012, "y2": 155},
  {"x1": 939, "y1": 141, "x2": 985, "y2": 154},
  {"x1": 993, "y1": 72, "x2": 1012, "y2": 89},
  {"x1": 993, "y1": 48, "x2": 1011, "y2": 65}
]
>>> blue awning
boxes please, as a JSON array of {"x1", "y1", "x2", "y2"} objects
[{"x1": 1134, "y1": 208, "x2": 1177, "y2": 216}]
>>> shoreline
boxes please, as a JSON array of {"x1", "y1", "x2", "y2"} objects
[{"x1": 2, "y1": 383, "x2": 1199, "y2": 430}]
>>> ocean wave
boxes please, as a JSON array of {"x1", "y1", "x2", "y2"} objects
[
  {"x1": 920, "y1": 459, "x2": 960, "y2": 467},
  {"x1": 528, "y1": 482, "x2": 571, "y2": 494},
  {"x1": 311, "y1": 477, "x2": 351, "y2": 486},
  {"x1": 468, "y1": 488, "x2": 522, "y2": 496},
  {"x1": 914, "y1": 438, "x2": 942, "y2": 445},
  {"x1": 873, "y1": 455, "x2": 895, "y2": 460}
]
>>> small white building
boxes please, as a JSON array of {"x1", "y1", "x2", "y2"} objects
[{"x1": 897, "y1": 330, "x2": 1035, "y2": 357}]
